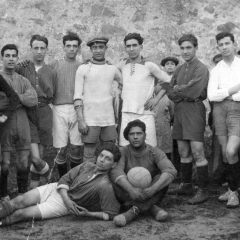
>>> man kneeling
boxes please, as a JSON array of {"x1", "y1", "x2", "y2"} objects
[
  {"x1": 111, "y1": 120, "x2": 177, "y2": 227},
  {"x1": 0, "y1": 143, "x2": 121, "y2": 226}
]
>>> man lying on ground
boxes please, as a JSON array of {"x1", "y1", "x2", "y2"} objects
[{"x1": 0, "y1": 143, "x2": 121, "y2": 226}]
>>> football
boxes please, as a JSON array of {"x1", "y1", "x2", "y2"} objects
[{"x1": 127, "y1": 167, "x2": 152, "y2": 188}]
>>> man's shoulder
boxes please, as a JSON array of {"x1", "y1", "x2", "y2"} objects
[{"x1": 194, "y1": 59, "x2": 208, "y2": 71}]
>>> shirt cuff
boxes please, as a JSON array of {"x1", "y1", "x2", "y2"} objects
[
  {"x1": 57, "y1": 184, "x2": 69, "y2": 191},
  {"x1": 115, "y1": 175, "x2": 126, "y2": 184}
]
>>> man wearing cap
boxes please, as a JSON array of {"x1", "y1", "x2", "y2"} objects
[
  {"x1": 74, "y1": 36, "x2": 122, "y2": 163},
  {"x1": 118, "y1": 33, "x2": 170, "y2": 147},
  {"x1": 166, "y1": 34, "x2": 209, "y2": 205},
  {"x1": 160, "y1": 57, "x2": 179, "y2": 76},
  {"x1": 111, "y1": 119, "x2": 177, "y2": 227}
]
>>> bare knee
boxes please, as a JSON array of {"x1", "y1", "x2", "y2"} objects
[{"x1": 11, "y1": 195, "x2": 27, "y2": 210}]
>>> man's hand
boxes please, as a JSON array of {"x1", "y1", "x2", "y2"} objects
[
  {"x1": 129, "y1": 187, "x2": 146, "y2": 201},
  {"x1": 142, "y1": 186, "x2": 157, "y2": 199},
  {"x1": 0, "y1": 115, "x2": 7, "y2": 123},
  {"x1": 72, "y1": 206, "x2": 91, "y2": 217},
  {"x1": 78, "y1": 120, "x2": 89, "y2": 135},
  {"x1": 144, "y1": 97, "x2": 159, "y2": 111},
  {"x1": 17, "y1": 59, "x2": 30, "y2": 67},
  {"x1": 65, "y1": 199, "x2": 86, "y2": 216}
]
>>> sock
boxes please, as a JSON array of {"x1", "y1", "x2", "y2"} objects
[
  {"x1": 17, "y1": 167, "x2": 29, "y2": 194},
  {"x1": 0, "y1": 201, "x2": 13, "y2": 219},
  {"x1": 1, "y1": 170, "x2": 9, "y2": 197},
  {"x1": 196, "y1": 165, "x2": 209, "y2": 189},
  {"x1": 57, "y1": 162, "x2": 68, "y2": 178},
  {"x1": 181, "y1": 162, "x2": 193, "y2": 183}
]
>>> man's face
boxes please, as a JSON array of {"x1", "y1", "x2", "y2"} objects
[
  {"x1": 2, "y1": 49, "x2": 18, "y2": 70},
  {"x1": 96, "y1": 150, "x2": 116, "y2": 172},
  {"x1": 90, "y1": 43, "x2": 107, "y2": 61},
  {"x1": 128, "y1": 126, "x2": 146, "y2": 148},
  {"x1": 31, "y1": 40, "x2": 47, "y2": 63},
  {"x1": 63, "y1": 40, "x2": 80, "y2": 60},
  {"x1": 125, "y1": 39, "x2": 142, "y2": 60},
  {"x1": 180, "y1": 41, "x2": 197, "y2": 62},
  {"x1": 217, "y1": 37, "x2": 236, "y2": 58},
  {"x1": 164, "y1": 60, "x2": 177, "y2": 75}
]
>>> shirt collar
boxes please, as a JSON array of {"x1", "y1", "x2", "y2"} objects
[{"x1": 125, "y1": 56, "x2": 145, "y2": 65}]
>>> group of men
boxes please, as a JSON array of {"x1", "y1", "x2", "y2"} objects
[{"x1": 0, "y1": 30, "x2": 239, "y2": 228}]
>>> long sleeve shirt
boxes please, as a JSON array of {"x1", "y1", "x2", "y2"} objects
[
  {"x1": 57, "y1": 162, "x2": 120, "y2": 216},
  {"x1": 0, "y1": 75, "x2": 20, "y2": 117},
  {"x1": 110, "y1": 144, "x2": 177, "y2": 183},
  {"x1": 0, "y1": 71, "x2": 37, "y2": 111},
  {"x1": 15, "y1": 62, "x2": 57, "y2": 103},
  {"x1": 74, "y1": 61, "x2": 122, "y2": 126},
  {"x1": 167, "y1": 58, "x2": 209, "y2": 103},
  {"x1": 208, "y1": 57, "x2": 240, "y2": 102},
  {"x1": 118, "y1": 59, "x2": 170, "y2": 115},
  {"x1": 49, "y1": 59, "x2": 81, "y2": 105}
]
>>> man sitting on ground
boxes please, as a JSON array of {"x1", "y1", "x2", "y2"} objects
[
  {"x1": 111, "y1": 120, "x2": 177, "y2": 227},
  {"x1": 0, "y1": 143, "x2": 121, "y2": 226}
]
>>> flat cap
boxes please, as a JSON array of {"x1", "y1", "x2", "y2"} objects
[
  {"x1": 161, "y1": 57, "x2": 179, "y2": 67},
  {"x1": 86, "y1": 36, "x2": 109, "y2": 47}
]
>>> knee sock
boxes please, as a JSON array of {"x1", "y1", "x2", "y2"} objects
[
  {"x1": 70, "y1": 155, "x2": 82, "y2": 169},
  {"x1": 83, "y1": 144, "x2": 97, "y2": 163},
  {"x1": 196, "y1": 165, "x2": 209, "y2": 189},
  {"x1": 0, "y1": 201, "x2": 13, "y2": 219},
  {"x1": 180, "y1": 157, "x2": 193, "y2": 183},
  {"x1": 17, "y1": 167, "x2": 29, "y2": 194},
  {"x1": 57, "y1": 162, "x2": 68, "y2": 178},
  {"x1": 225, "y1": 162, "x2": 240, "y2": 192}
]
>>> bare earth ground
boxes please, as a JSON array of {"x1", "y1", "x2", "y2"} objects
[{"x1": 1, "y1": 143, "x2": 240, "y2": 240}]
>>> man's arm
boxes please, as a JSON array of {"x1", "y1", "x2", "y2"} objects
[
  {"x1": 18, "y1": 77, "x2": 38, "y2": 107},
  {"x1": 172, "y1": 64, "x2": 209, "y2": 101},
  {"x1": 114, "y1": 67, "x2": 123, "y2": 89},
  {"x1": 0, "y1": 75, "x2": 20, "y2": 118}
]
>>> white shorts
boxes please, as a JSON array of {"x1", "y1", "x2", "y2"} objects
[
  {"x1": 36, "y1": 183, "x2": 69, "y2": 219},
  {"x1": 53, "y1": 104, "x2": 83, "y2": 148},
  {"x1": 119, "y1": 112, "x2": 157, "y2": 147}
]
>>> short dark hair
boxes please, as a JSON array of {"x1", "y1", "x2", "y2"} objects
[
  {"x1": 212, "y1": 54, "x2": 222, "y2": 64},
  {"x1": 215, "y1": 32, "x2": 235, "y2": 43},
  {"x1": 63, "y1": 31, "x2": 82, "y2": 46},
  {"x1": 95, "y1": 142, "x2": 121, "y2": 163},
  {"x1": 30, "y1": 34, "x2": 48, "y2": 48},
  {"x1": 1, "y1": 44, "x2": 18, "y2": 57},
  {"x1": 123, "y1": 119, "x2": 146, "y2": 141},
  {"x1": 178, "y1": 34, "x2": 198, "y2": 48},
  {"x1": 124, "y1": 33, "x2": 144, "y2": 45}
]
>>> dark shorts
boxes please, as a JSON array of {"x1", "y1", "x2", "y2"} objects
[
  {"x1": 172, "y1": 101, "x2": 206, "y2": 142},
  {"x1": 82, "y1": 125, "x2": 117, "y2": 143},
  {"x1": 27, "y1": 105, "x2": 53, "y2": 146},
  {"x1": 1, "y1": 108, "x2": 31, "y2": 151},
  {"x1": 213, "y1": 100, "x2": 240, "y2": 137}
]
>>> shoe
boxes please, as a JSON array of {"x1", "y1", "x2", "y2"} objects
[
  {"x1": 168, "y1": 183, "x2": 194, "y2": 196},
  {"x1": 227, "y1": 190, "x2": 239, "y2": 208},
  {"x1": 218, "y1": 189, "x2": 230, "y2": 202},
  {"x1": 150, "y1": 205, "x2": 168, "y2": 222},
  {"x1": 113, "y1": 206, "x2": 140, "y2": 227},
  {"x1": 0, "y1": 196, "x2": 10, "y2": 203},
  {"x1": 187, "y1": 188, "x2": 209, "y2": 205}
]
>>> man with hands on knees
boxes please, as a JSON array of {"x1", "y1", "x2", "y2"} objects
[
  {"x1": 0, "y1": 143, "x2": 121, "y2": 226},
  {"x1": 110, "y1": 120, "x2": 177, "y2": 227}
]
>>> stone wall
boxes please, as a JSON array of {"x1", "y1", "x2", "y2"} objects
[{"x1": 0, "y1": 0, "x2": 240, "y2": 68}]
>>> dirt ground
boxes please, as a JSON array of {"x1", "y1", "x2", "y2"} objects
[{"x1": 1, "y1": 146, "x2": 240, "y2": 240}]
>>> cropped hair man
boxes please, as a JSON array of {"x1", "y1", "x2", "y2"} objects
[
  {"x1": 16, "y1": 34, "x2": 57, "y2": 189},
  {"x1": 74, "y1": 36, "x2": 122, "y2": 163},
  {"x1": 0, "y1": 143, "x2": 121, "y2": 226},
  {"x1": 118, "y1": 33, "x2": 170, "y2": 147},
  {"x1": 0, "y1": 44, "x2": 38, "y2": 200},
  {"x1": 111, "y1": 120, "x2": 176, "y2": 227},
  {"x1": 208, "y1": 32, "x2": 240, "y2": 208},
  {"x1": 166, "y1": 34, "x2": 210, "y2": 205}
]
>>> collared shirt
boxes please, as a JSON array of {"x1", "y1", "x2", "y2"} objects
[
  {"x1": 110, "y1": 144, "x2": 177, "y2": 183},
  {"x1": 16, "y1": 62, "x2": 57, "y2": 103},
  {"x1": 57, "y1": 162, "x2": 120, "y2": 216},
  {"x1": 208, "y1": 57, "x2": 240, "y2": 102},
  {"x1": 167, "y1": 58, "x2": 209, "y2": 103},
  {"x1": 118, "y1": 58, "x2": 170, "y2": 115}
]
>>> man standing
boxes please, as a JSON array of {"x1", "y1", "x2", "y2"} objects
[
  {"x1": 166, "y1": 34, "x2": 209, "y2": 205},
  {"x1": 74, "y1": 36, "x2": 122, "y2": 162},
  {"x1": 49, "y1": 31, "x2": 83, "y2": 178},
  {"x1": 0, "y1": 143, "x2": 121, "y2": 226},
  {"x1": 16, "y1": 35, "x2": 57, "y2": 189},
  {"x1": 118, "y1": 33, "x2": 170, "y2": 147},
  {"x1": 0, "y1": 44, "x2": 37, "y2": 200},
  {"x1": 111, "y1": 120, "x2": 176, "y2": 227},
  {"x1": 208, "y1": 32, "x2": 240, "y2": 208}
]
